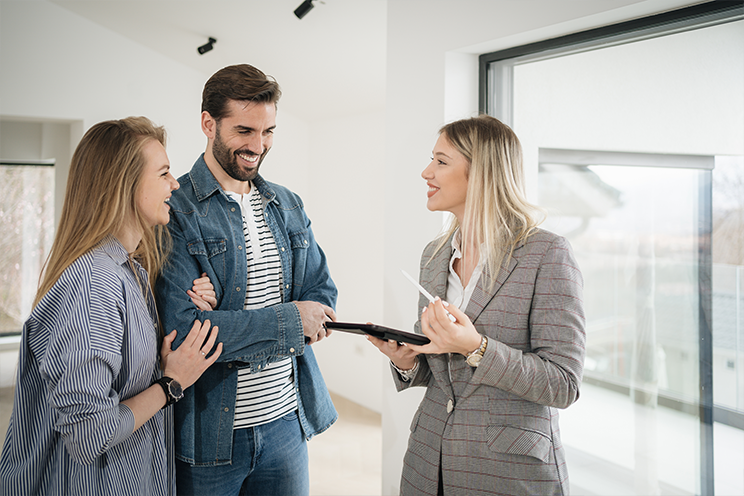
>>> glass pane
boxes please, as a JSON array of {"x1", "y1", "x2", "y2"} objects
[
  {"x1": 712, "y1": 155, "x2": 744, "y2": 413},
  {"x1": 540, "y1": 163, "x2": 705, "y2": 495},
  {"x1": 711, "y1": 155, "x2": 744, "y2": 496},
  {"x1": 500, "y1": 18, "x2": 744, "y2": 495},
  {"x1": 0, "y1": 165, "x2": 55, "y2": 336}
]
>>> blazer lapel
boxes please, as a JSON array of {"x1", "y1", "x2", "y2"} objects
[
  {"x1": 459, "y1": 242, "x2": 523, "y2": 401},
  {"x1": 464, "y1": 247, "x2": 520, "y2": 323},
  {"x1": 420, "y1": 239, "x2": 455, "y2": 399}
]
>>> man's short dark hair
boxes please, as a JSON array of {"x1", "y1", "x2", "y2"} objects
[{"x1": 201, "y1": 64, "x2": 282, "y2": 120}]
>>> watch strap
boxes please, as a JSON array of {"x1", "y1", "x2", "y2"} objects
[
  {"x1": 153, "y1": 376, "x2": 177, "y2": 409},
  {"x1": 466, "y1": 335, "x2": 488, "y2": 367}
]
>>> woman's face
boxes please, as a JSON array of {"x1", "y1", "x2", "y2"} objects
[
  {"x1": 136, "y1": 139, "x2": 179, "y2": 228},
  {"x1": 421, "y1": 133, "x2": 469, "y2": 220}
]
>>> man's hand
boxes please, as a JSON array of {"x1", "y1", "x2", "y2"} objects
[{"x1": 294, "y1": 301, "x2": 336, "y2": 344}]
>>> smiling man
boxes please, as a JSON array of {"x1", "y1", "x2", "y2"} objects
[{"x1": 155, "y1": 64, "x2": 338, "y2": 496}]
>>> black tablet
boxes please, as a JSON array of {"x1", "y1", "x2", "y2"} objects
[{"x1": 324, "y1": 321, "x2": 430, "y2": 346}]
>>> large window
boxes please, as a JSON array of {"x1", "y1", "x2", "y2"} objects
[
  {"x1": 481, "y1": 2, "x2": 744, "y2": 495},
  {"x1": 0, "y1": 160, "x2": 55, "y2": 337}
]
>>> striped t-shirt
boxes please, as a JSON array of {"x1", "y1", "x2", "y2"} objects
[{"x1": 227, "y1": 186, "x2": 297, "y2": 429}]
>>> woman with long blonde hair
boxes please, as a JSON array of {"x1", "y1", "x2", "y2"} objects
[
  {"x1": 370, "y1": 115, "x2": 586, "y2": 495},
  {"x1": 0, "y1": 117, "x2": 222, "y2": 495}
]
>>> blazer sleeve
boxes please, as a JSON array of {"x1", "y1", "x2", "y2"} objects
[
  {"x1": 472, "y1": 235, "x2": 586, "y2": 409},
  {"x1": 390, "y1": 355, "x2": 434, "y2": 392}
]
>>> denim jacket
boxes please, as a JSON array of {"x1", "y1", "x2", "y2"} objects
[{"x1": 154, "y1": 154, "x2": 338, "y2": 466}]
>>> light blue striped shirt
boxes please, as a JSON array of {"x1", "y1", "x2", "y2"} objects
[{"x1": 0, "y1": 237, "x2": 174, "y2": 495}]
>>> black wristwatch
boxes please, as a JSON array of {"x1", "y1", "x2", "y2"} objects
[{"x1": 153, "y1": 376, "x2": 184, "y2": 409}]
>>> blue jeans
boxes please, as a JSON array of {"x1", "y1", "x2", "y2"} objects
[{"x1": 175, "y1": 411, "x2": 309, "y2": 496}]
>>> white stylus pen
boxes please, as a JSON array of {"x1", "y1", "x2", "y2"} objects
[{"x1": 401, "y1": 270, "x2": 457, "y2": 322}]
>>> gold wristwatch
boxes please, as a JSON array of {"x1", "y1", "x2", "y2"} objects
[{"x1": 465, "y1": 335, "x2": 488, "y2": 367}]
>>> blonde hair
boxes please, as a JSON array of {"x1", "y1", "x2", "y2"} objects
[
  {"x1": 433, "y1": 115, "x2": 543, "y2": 288},
  {"x1": 35, "y1": 116, "x2": 171, "y2": 306}
]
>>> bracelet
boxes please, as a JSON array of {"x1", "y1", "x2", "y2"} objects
[{"x1": 391, "y1": 359, "x2": 419, "y2": 381}]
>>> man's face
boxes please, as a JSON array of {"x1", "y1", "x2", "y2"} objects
[{"x1": 209, "y1": 99, "x2": 276, "y2": 183}]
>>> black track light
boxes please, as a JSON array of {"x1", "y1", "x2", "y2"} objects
[
  {"x1": 294, "y1": 0, "x2": 314, "y2": 19},
  {"x1": 197, "y1": 37, "x2": 217, "y2": 55}
]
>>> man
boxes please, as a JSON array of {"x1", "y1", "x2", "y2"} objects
[{"x1": 155, "y1": 64, "x2": 338, "y2": 496}]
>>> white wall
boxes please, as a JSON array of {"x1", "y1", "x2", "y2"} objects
[
  {"x1": 301, "y1": 110, "x2": 388, "y2": 411},
  {"x1": 0, "y1": 1, "x2": 208, "y2": 177}
]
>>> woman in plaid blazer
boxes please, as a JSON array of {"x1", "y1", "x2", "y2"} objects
[{"x1": 369, "y1": 115, "x2": 585, "y2": 496}]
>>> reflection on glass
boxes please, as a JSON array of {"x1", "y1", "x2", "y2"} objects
[{"x1": 540, "y1": 163, "x2": 704, "y2": 495}]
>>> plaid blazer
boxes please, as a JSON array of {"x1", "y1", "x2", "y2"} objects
[{"x1": 394, "y1": 229, "x2": 585, "y2": 496}]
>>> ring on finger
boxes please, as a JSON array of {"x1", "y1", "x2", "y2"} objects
[{"x1": 200, "y1": 351, "x2": 206, "y2": 357}]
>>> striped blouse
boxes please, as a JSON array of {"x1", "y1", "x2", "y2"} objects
[
  {"x1": 0, "y1": 237, "x2": 174, "y2": 496},
  {"x1": 228, "y1": 187, "x2": 298, "y2": 429}
]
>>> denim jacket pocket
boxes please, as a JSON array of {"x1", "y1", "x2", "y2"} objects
[
  {"x1": 288, "y1": 229, "x2": 309, "y2": 250},
  {"x1": 486, "y1": 425, "x2": 552, "y2": 463},
  {"x1": 187, "y1": 238, "x2": 228, "y2": 291},
  {"x1": 288, "y1": 230, "x2": 309, "y2": 290},
  {"x1": 187, "y1": 238, "x2": 227, "y2": 258}
]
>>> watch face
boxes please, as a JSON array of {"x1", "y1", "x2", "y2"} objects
[
  {"x1": 466, "y1": 354, "x2": 482, "y2": 367},
  {"x1": 168, "y1": 380, "x2": 184, "y2": 400}
]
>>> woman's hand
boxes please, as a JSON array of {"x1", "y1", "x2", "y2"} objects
[
  {"x1": 366, "y1": 324, "x2": 420, "y2": 371},
  {"x1": 160, "y1": 319, "x2": 223, "y2": 389},
  {"x1": 408, "y1": 298, "x2": 482, "y2": 356},
  {"x1": 188, "y1": 272, "x2": 217, "y2": 311}
]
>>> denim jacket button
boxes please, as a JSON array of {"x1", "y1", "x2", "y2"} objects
[
  {"x1": 238, "y1": 245, "x2": 242, "y2": 250},
  {"x1": 231, "y1": 207, "x2": 235, "y2": 212},
  {"x1": 224, "y1": 407, "x2": 229, "y2": 412},
  {"x1": 281, "y1": 247, "x2": 285, "y2": 252},
  {"x1": 236, "y1": 287, "x2": 240, "y2": 291},
  {"x1": 227, "y1": 363, "x2": 233, "y2": 368},
  {"x1": 290, "y1": 348, "x2": 295, "y2": 353}
]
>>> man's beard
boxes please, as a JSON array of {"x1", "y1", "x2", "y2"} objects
[{"x1": 212, "y1": 126, "x2": 268, "y2": 182}]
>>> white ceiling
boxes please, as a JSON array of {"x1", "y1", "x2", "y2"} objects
[
  {"x1": 48, "y1": 0, "x2": 701, "y2": 123},
  {"x1": 51, "y1": 0, "x2": 388, "y2": 122}
]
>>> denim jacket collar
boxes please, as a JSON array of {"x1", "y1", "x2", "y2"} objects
[{"x1": 188, "y1": 153, "x2": 277, "y2": 205}]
